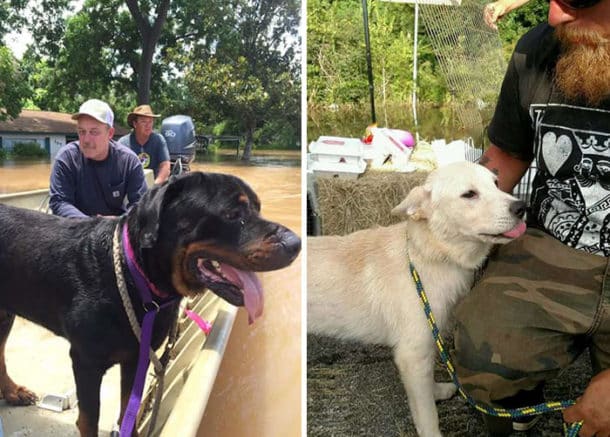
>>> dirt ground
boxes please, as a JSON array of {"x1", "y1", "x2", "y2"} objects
[{"x1": 307, "y1": 333, "x2": 592, "y2": 437}]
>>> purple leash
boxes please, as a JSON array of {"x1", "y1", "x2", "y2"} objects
[{"x1": 119, "y1": 223, "x2": 177, "y2": 437}]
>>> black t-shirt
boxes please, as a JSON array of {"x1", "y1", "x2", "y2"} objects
[{"x1": 489, "y1": 24, "x2": 610, "y2": 256}]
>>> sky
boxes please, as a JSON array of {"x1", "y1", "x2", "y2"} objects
[
  {"x1": 3, "y1": 0, "x2": 84, "y2": 60},
  {"x1": 4, "y1": 29, "x2": 33, "y2": 60}
]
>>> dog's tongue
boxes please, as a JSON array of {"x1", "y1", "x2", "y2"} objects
[
  {"x1": 220, "y1": 264, "x2": 264, "y2": 324},
  {"x1": 503, "y1": 221, "x2": 527, "y2": 239}
]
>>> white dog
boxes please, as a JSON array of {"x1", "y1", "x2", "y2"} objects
[{"x1": 307, "y1": 161, "x2": 527, "y2": 437}]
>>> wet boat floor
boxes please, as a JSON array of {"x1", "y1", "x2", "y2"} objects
[{"x1": 0, "y1": 317, "x2": 121, "y2": 436}]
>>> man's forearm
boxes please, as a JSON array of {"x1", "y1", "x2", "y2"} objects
[
  {"x1": 479, "y1": 144, "x2": 532, "y2": 193},
  {"x1": 49, "y1": 198, "x2": 88, "y2": 218},
  {"x1": 155, "y1": 160, "x2": 171, "y2": 185}
]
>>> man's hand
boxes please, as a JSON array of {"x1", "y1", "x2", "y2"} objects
[
  {"x1": 563, "y1": 369, "x2": 610, "y2": 437},
  {"x1": 483, "y1": 0, "x2": 531, "y2": 30},
  {"x1": 478, "y1": 144, "x2": 531, "y2": 193},
  {"x1": 484, "y1": 2, "x2": 508, "y2": 29}
]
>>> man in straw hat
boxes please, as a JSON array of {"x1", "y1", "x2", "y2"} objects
[
  {"x1": 119, "y1": 104, "x2": 170, "y2": 185},
  {"x1": 49, "y1": 98, "x2": 147, "y2": 218}
]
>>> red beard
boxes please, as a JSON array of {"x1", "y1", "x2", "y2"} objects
[{"x1": 554, "y1": 24, "x2": 610, "y2": 106}]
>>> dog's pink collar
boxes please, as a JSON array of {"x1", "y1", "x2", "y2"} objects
[
  {"x1": 119, "y1": 222, "x2": 212, "y2": 436},
  {"x1": 121, "y1": 222, "x2": 169, "y2": 299}
]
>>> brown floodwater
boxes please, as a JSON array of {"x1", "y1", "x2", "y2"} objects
[
  {"x1": 0, "y1": 155, "x2": 303, "y2": 436},
  {"x1": 198, "y1": 162, "x2": 302, "y2": 437},
  {"x1": 0, "y1": 161, "x2": 53, "y2": 193}
]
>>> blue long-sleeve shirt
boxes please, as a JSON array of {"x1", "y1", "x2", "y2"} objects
[{"x1": 49, "y1": 141, "x2": 147, "y2": 218}]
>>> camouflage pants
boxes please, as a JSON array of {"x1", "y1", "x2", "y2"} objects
[{"x1": 452, "y1": 228, "x2": 610, "y2": 405}]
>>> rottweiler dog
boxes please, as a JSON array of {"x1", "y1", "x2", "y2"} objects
[{"x1": 0, "y1": 171, "x2": 301, "y2": 436}]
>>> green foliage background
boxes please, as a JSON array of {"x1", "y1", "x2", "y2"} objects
[
  {"x1": 307, "y1": 0, "x2": 548, "y2": 143},
  {"x1": 0, "y1": 0, "x2": 301, "y2": 154},
  {"x1": 0, "y1": 0, "x2": 550, "y2": 151}
]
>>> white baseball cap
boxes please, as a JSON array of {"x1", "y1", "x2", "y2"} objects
[{"x1": 71, "y1": 99, "x2": 114, "y2": 127}]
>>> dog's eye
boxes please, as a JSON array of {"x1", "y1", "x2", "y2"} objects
[
  {"x1": 461, "y1": 190, "x2": 478, "y2": 199},
  {"x1": 225, "y1": 210, "x2": 242, "y2": 221}
]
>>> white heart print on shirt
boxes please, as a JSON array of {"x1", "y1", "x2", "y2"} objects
[{"x1": 541, "y1": 131, "x2": 573, "y2": 177}]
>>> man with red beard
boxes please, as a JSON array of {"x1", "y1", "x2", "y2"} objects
[{"x1": 452, "y1": 1, "x2": 610, "y2": 436}]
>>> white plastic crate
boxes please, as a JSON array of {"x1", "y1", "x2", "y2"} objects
[{"x1": 308, "y1": 136, "x2": 364, "y2": 165}]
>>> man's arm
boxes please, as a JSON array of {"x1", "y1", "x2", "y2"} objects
[
  {"x1": 479, "y1": 144, "x2": 532, "y2": 193},
  {"x1": 563, "y1": 369, "x2": 610, "y2": 437},
  {"x1": 154, "y1": 133, "x2": 171, "y2": 184},
  {"x1": 49, "y1": 158, "x2": 88, "y2": 218},
  {"x1": 155, "y1": 160, "x2": 170, "y2": 185}
]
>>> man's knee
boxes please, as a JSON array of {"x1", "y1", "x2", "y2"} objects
[{"x1": 452, "y1": 315, "x2": 543, "y2": 403}]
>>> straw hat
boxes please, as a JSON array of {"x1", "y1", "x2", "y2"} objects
[{"x1": 127, "y1": 105, "x2": 160, "y2": 127}]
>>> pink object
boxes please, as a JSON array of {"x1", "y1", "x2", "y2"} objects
[
  {"x1": 184, "y1": 309, "x2": 213, "y2": 334},
  {"x1": 502, "y1": 221, "x2": 527, "y2": 239},
  {"x1": 391, "y1": 129, "x2": 415, "y2": 148}
]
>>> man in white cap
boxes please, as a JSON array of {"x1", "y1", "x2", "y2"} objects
[
  {"x1": 49, "y1": 98, "x2": 147, "y2": 218},
  {"x1": 118, "y1": 104, "x2": 170, "y2": 185}
]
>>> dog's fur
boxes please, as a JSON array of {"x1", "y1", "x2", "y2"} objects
[
  {"x1": 307, "y1": 161, "x2": 526, "y2": 437},
  {"x1": 0, "y1": 171, "x2": 300, "y2": 436}
]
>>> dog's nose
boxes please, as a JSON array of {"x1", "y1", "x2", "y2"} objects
[
  {"x1": 281, "y1": 229, "x2": 302, "y2": 260},
  {"x1": 510, "y1": 200, "x2": 526, "y2": 219}
]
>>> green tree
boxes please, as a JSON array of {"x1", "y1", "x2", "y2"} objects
[
  {"x1": 307, "y1": 0, "x2": 548, "y2": 141},
  {"x1": 0, "y1": 0, "x2": 27, "y2": 38},
  {"x1": 307, "y1": 0, "x2": 369, "y2": 104},
  {"x1": 13, "y1": 0, "x2": 301, "y2": 156},
  {"x1": 307, "y1": 0, "x2": 470, "y2": 107},
  {"x1": 23, "y1": 1, "x2": 140, "y2": 114},
  {"x1": 307, "y1": 0, "x2": 548, "y2": 107},
  {"x1": 497, "y1": 0, "x2": 549, "y2": 56},
  {"x1": 0, "y1": 0, "x2": 30, "y2": 118},
  {"x1": 0, "y1": 46, "x2": 30, "y2": 120},
  {"x1": 185, "y1": 0, "x2": 300, "y2": 160},
  {"x1": 25, "y1": 0, "x2": 172, "y2": 107},
  {"x1": 125, "y1": 0, "x2": 170, "y2": 104}
]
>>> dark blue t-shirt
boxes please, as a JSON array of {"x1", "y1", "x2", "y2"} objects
[
  {"x1": 118, "y1": 132, "x2": 170, "y2": 178},
  {"x1": 49, "y1": 141, "x2": 147, "y2": 218}
]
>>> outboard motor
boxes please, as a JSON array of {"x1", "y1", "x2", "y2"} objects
[{"x1": 161, "y1": 115, "x2": 197, "y2": 172}]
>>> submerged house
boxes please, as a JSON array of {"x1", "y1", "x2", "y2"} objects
[{"x1": 0, "y1": 109, "x2": 129, "y2": 160}]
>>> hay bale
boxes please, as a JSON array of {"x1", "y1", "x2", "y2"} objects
[{"x1": 316, "y1": 170, "x2": 429, "y2": 236}]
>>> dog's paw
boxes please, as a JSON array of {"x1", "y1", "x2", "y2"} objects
[
  {"x1": 1, "y1": 384, "x2": 38, "y2": 405},
  {"x1": 433, "y1": 382, "x2": 457, "y2": 401}
]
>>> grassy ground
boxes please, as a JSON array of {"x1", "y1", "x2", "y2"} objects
[{"x1": 307, "y1": 333, "x2": 592, "y2": 437}]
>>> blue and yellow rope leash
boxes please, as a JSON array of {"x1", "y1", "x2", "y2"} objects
[{"x1": 407, "y1": 257, "x2": 583, "y2": 436}]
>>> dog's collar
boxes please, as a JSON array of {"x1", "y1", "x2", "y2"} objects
[
  {"x1": 118, "y1": 222, "x2": 178, "y2": 436},
  {"x1": 121, "y1": 222, "x2": 170, "y2": 299}
]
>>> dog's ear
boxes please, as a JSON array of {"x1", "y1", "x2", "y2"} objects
[
  {"x1": 134, "y1": 173, "x2": 198, "y2": 248},
  {"x1": 391, "y1": 185, "x2": 431, "y2": 220},
  {"x1": 134, "y1": 183, "x2": 169, "y2": 249}
]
